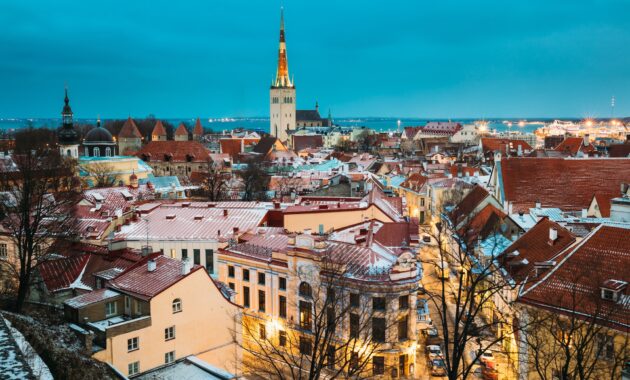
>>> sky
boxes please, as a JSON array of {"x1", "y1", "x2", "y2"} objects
[{"x1": 1, "y1": 0, "x2": 629, "y2": 119}]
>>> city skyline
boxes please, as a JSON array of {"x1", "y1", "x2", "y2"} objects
[{"x1": 1, "y1": 1, "x2": 630, "y2": 119}]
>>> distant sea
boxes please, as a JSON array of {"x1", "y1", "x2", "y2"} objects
[{"x1": 0, "y1": 117, "x2": 561, "y2": 135}]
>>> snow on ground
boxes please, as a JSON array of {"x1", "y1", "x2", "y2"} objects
[
  {"x1": 0, "y1": 316, "x2": 35, "y2": 380},
  {"x1": 5, "y1": 318, "x2": 54, "y2": 380}
]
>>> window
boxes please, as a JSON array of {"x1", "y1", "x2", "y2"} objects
[
  {"x1": 279, "y1": 295, "x2": 287, "y2": 318},
  {"x1": 243, "y1": 269, "x2": 250, "y2": 282},
  {"x1": 596, "y1": 334, "x2": 615, "y2": 359},
  {"x1": 399, "y1": 354, "x2": 407, "y2": 376},
  {"x1": 0, "y1": 243, "x2": 7, "y2": 259},
  {"x1": 128, "y1": 361, "x2": 139, "y2": 376},
  {"x1": 181, "y1": 249, "x2": 188, "y2": 260},
  {"x1": 373, "y1": 297, "x2": 386, "y2": 311},
  {"x1": 299, "y1": 337, "x2": 312, "y2": 356},
  {"x1": 105, "y1": 147, "x2": 111, "y2": 157},
  {"x1": 350, "y1": 293, "x2": 360, "y2": 307},
  {"x1": 125, "y1": 296, "x2": 131, "y2": 310},
  {"x1": 279, "y1": 277, "x2": 286, "y2": 290},
  {"x1": 279, "y1": 330, "x2": 287, "y2": 347},
  {"x1": 259, "y1": 324, "x2": 266, "y2": 340},
  {"x1": 228, "y1": 265, "x2": 235, "y2": 278},
  {"x1": 170, "y1": 249, "x2": 176, "y2": 258},
  {"x1": 105, "y1": 301, "x2": 117, "y2": 317},
  {"x1": 127, "y1": 337, "x2": 139, "y2": 352},
  {"x1": 327, "y1": 307, "x2": 335, "y2": 332},
  {"x1": 398, "y1": 316, "x2": 408, "y2": 341},
  {"x1": 299, "y1": 282, "x2": 312, "y2": 298},
  {"x1": 243, "y1": 286, "x2": 250, "y2": 308},
  {"x1": 372, "y1": 317, "x2": 386, "y2": 342},
  {"x1": 229, "y1": 282, "x2": 235, "y2": 291},
  {"x1": 205, "y1": 249, "x2": 214, "y2": 274},
  {"x1": 172, "y1": 298, "x2": 182, "y2": 313},
  {"x1": 258, "y1": 272, "x2": 265, "y2": 285},
  {"x1": 399, "y1": 295, "x2": 409, "y2": 310},
  {"x1": 258, "y1": 290, "x2": 266, "y2": 312},
  {"x1": 94, "y1": 147, "x2": 100, "y2": 157},
  {"x1": 135, "y1": 300, "x2": 141, "y2": 315},
  {"x1": 350, "y1": 313, "x2": 360, "y2": 338},
  {"x1": 165, "y1": 351, "x2": 175, "y2": 364},
  {"x1": 165, "y1": 326, "x2": 175, "y2": 340},
  {"x1": 373, "y1": 356, "x2": 385, "y2": 375},
  {"x1": 299, "y1": 301, "x2": 312, "y2": 330},
  {"x1": 193, "y1": 249, "x2": 200, "y2": 265}
]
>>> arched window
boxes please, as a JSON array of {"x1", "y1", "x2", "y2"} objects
[
  {"x1": 66, "y1": 149, "x2": 72, "y2": 157},
  {"x1": 299, "y1": 282, "x2": 312, "y2": 298},
  {"x1": 94, "y1": 147, "x2": 100, "y2": 157},
  {"x1": 172, "y1": 298, "x2": 182, "y2": 313},
  {"x1": 105, "y1": 147, "x2": 111, "y2": 157}
]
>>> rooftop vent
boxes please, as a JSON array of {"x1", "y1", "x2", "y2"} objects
[
  {"x1": 182, "y1": 202, "x2": 191, "y2": 208},
  {"x1": 194, "y1": 215, "x2": 203, "y2": 220},
  {"x1": 548, "y1": 227, "x2": 558, "y2": 244},
  {"x1": 223, "y1": 209, "x2": 228, "y2": 217},
  {"x1": 147, "y1": 259, "x2": 156, "y2": 272},
  {"x1": 166, "y1": 214, "x2": 176, "y2": 220}
]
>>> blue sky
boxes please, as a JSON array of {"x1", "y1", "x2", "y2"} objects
[{"x1": 1, "y1": 0, "x2": 629, "y2": 118}]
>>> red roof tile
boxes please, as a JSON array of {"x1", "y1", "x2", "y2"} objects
[
  {"x1": 518, "y1": 225, "x2": 630, "y2": 332},
  {"x1": 151, "y1": 120, "x2": 167, "y2": 137},
  {"x1": 458, "y1": 204, "x2": 507, "y2": 243},
  {"x1": 554, "y1": 137, "x2": 596, "y2": 156},
  {"x1": 220, "y1": 138, "x2": 244, "y2": 159},
  {"x1": 500, "y1": 157, "x2": 630, "y2": 212},
  {"x1": 118, "y1": 117, "x2": 142, "y2": 138},
  {"x1": 449, "y1": 184, "x2": 490, "y2": 225},
  {"x1": 481, "y1": 138, "x2": 532, "y2": 154},
  {"x1": 175, "y1": 123, "x2": 189, "y2": 136},
  {"x1": 292, "y1": 135, "x2": 323, "y2": 152},
  {"x1": 193, "y1": 118, "x2": 204, "y2": 136},
  {"x1": 136, "y1": 141, "x2": 211, "y2": 162},
  {"x1": 609, "y1": 143, "x2": 630, "y2": 158},
  {"x1": 498, "y1": 218, "x2": 576, "y2": 282},
  {"x1": 400, "y1": 173, "x2": 428, "y2": 192},
  {"x1": 592, "y1": 193, "x2": 612, "y2": 217},
  {"x1": 38, "y1": 254, "x2": 90, "y2": 293}
]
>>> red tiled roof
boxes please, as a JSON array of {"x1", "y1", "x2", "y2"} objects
[
  {"x1": 292, "y1": 135, "x2": 323, "y2": 152},
  {"x1": 593, "y1": 193, "x2": 612, "y2": 217},
  {"x1": 498, "y1": 218, "x2": 576, "y2": 282},
  {"x1": 554, "y1": 137, "x2": 596, "y2": 156},
  {"x1": 175, "y1": 123, "x2": 189, "y2": 136},
  {"x1": 518, "y1": 225, "x2": 630, "y2": 332},
  {"x1": 373, "y1": 221, "x2": 419, "y2": 247},
  {"x1": 421, "y1": 122, "x2": 462, "y2": 135},
  {"x1": 136, "y1": 141, "x2": 211, "y2": 162},
  {"x1": 193, "y1": 118, "x2": 203, "y2": 136},
  {"x1": 64, "y1": 288, "x2": 121, "y2": 309},
  {"x1": 403, "y1": 126, "x2": 422, "y2": 139},
  {"x1": 609, "y1": 143, "x2": 630, "y2": 158},
  {"x1": 457, "y1": 204, "x2": 507, "y2": 243},
  {"x1": 481, "y1": 138, "x2": 532, "y2": 153},
  {"x1": 220, "y1": 139, "x2": 244, "y2": 158},
  {"x1": 109, "y1": 255, "x2": 202, "y2": 300},
  {"x1": 118, "y1": 117, "x2": 142, "y2": 138},
  {"x1": 449, "y1": 164, "x2": 478, "y2": 178},
  {"x1": 38, "y1": 254, "x2": 89, "y2": 293},
  {"x1": 449, "y1": 184, "x2": 490, "y2": 225},
  {"x1": 151, "y1": 120, "x2": 167, "y2": 137},
  {"x1": 500, "y1": 157, "x2": 630, "y2": 212},
  {"x1": 400, "y1": 173, "x2": 428, "y2": 192}
]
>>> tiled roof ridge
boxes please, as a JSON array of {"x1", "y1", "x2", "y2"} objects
[
  {"x1": 151, "y1": 120, "x2": 167, "y2": 136},
  {"x1": 118, "y1": 117, "x2": 142, "y2": 138},
  {"x1": 175, "y1": 123, "x2": 189, "y2": 135}
]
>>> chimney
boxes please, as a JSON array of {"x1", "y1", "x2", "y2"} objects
[
  {"x1": 147, "y1": 259, "x2": 156, "y2": 272},
  {"x1": 181, "y1": 257, "x2": 191, "y2": 275},
  {"x1": 535, "y1": 200, "x2": 541, "y2": 209},
  {"x1": 583, "y1": 134, "x2": 590, "y2": 146},
  {"x1": 223, "y1": 209, "x2": 228, "y2": 217},
  {"x1": 233, "y1": 227, "x2": 239, "y2": 234},
  {"x1": 549, "y1": 227, "x2": 558, "y2": 243},
  {"x1": 303, "y1": 228, "x2": 312, "y2": 235},
  {"x1": 141, "y1": 245, "x2": 152, "y2": 256}
]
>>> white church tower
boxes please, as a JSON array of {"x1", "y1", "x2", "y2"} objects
[{"x1": 270, "y1": 8, "x2": 296, "y2": 143}]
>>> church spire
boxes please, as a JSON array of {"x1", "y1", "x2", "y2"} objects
[
  {"x1": 274, "y1": 7, "x2": 293, "y2": 88},
  {"x1": 62, "y1": 87, "x2": 73, "y2": 127}
]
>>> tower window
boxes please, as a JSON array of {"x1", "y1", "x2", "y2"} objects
[{"x1": 94, "y1": 147, "x2": 100, "y2": 157}]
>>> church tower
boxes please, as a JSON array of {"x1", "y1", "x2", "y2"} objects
[
  {"x1": 57, "y1": 88, "x2": 80, "y2": 159},
  {"x1": 270, "y1": 7, "x2": 296, "y2": 143}
]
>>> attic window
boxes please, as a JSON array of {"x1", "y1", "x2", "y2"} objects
[
  {"x1": 600, "y1": 279, "x2": 628, "y2": 302},
  {"x1": 93, "y1": 193, "x2": 104, "y2": 202}
]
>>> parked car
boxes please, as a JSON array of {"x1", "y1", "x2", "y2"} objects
[
  {"x1": 426, "y1": 344, "x2": 443, "y2": 360},
  {"x1": 429, "y1": 358, "x2": 447, "y2": 376}
]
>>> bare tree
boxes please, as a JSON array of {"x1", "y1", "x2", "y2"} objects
[
  {"x1": 194, "y1": 159, "x2": 229, "y2": 201},
  {"x1": 273, "y1": 175, "x2": 304, "y2": 200},
  {"x1": 81, "y1": 162, "x2": 118, "y2": 188},
  {"x1": 239, "y1": 159, "x2": 269, "y2": 201},
  {"x1": 421, "y1": 194, "x2": 523, "y2": 380},
  {"x1": 518, "y1": 272, "x2": 629, "y2": 380},
  {"x1": 0, "y1": 141, "x2": 79, "y2": 312},
  {"x1": 237, "y1": 255, "x2": 396, "y2": 379}
]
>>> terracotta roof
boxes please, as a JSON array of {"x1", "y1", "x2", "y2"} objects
[
  {"x1": 175, "y1": 123, "x2": 189, "y2": 136},
  {"x1": 403, "y1": 126, "x2": 422, "y2": 139},
  {"x1": 400, "y1": 173, "x2": 428, "y2": 192},
  {"x1": 193, "y1": 118, "x2": 203, "y2": 136},
  {"x1": 458, "y1": 204, "x2": 507, "y2": 243},
  {"x1": 421, "y1": 122, "x2": 462, "y2": 135},
  {"x1": 38, "y1": 254, "x2": 90, "y2": 293},
  {"x1": 118, "y1": 117, "x2": 142, "y2": 138},
  {"x1": 592, "y1": 193, "x2": 612, "y2": 217},
  {"x1": 608, "y1": 143, "x2": 630, "y2": 158},
  {"x1": 518, "y1": 225, "x2": 630, "y2": 332},
  {"x1": 449, "y1": 164, "x2": 478, "y2": 178},
  {"x1": 499, "y1": 157, "x2": 630, "y2": 212},
  {"x1": 292, "y1": 135, "x2": 323, "y2": 152},
  {"x1": 449, "y1": 184, "x2": 490, "y2": 225},
  {"x1": 481, "y1": 138, "x2": 532, "y2": 154},
  {"x1": 498, "y1": 218, "x2": 576, "y2": 282},
  {"x1": 109, "y1": 255, "x2": 202, "y2": 300},
  {"x1": 554, "y1": 137, "x2": 596, "y2": 156},
  {"x1": 220, "y1": 139, "x2": 244, "y2": 159},
  {"x1": 136, "y1": 141, "x2": 211, "y2": 162},
  {"x1": 65, "y1": 288, "x2": 120, "y2": 309},
  {"x1": 151, "y1": 120, "x2": 167, "y2": 137}
]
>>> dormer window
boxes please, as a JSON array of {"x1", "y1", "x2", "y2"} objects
[{"x1": 600, "y1": 279, "x2": 627, "y2": 302}]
